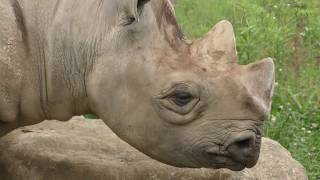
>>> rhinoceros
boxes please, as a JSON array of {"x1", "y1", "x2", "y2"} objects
[{"x1": 0, "y1": 0, "x2": 275, "y2": 171}]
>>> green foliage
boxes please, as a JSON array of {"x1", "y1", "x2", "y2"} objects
[
  {"x1": 84, "y1": 114, "x2": 98, "y2": 119},
  {"x1": 176, "y1": 0, "x2": 320, "y2": 179}
]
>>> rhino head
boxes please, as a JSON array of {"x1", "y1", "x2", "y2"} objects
[{"x1": 86, "y1": 0, "x2": 275, "y2": 170}]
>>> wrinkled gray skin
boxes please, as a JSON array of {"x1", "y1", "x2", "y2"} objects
[{"x1": 0, "y1": 0, "x2": 275, "y2": 171}]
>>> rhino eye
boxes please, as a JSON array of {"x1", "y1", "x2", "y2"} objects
[
  {"x1": 122, "y1": 16, "x2": 136, "y2": 26},
  {"x1": 170, "y1": 91, "x2": 194, "y2": 107}
]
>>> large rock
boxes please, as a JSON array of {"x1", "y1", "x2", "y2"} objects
[{"x1": 0, "y1": 117, "x2": 307, "y2": 180}]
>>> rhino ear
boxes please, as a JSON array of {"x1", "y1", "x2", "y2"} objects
[
  {"x1": 130, "y1": 0, "x2": 150, "y2": 20},
  {"x1": 193, "y1": 20, "x2": 238, "y2": 64},
  {"x1": 242, "y1": 58, "x2": 275, "y2": 114},
  {"x1": 137, "y1": 0, "x2": 150, "y2": 7}
]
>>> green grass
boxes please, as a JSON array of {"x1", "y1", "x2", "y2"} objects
[{"x1": 175, "y1": 0, "x2": 320, "y2": 179}]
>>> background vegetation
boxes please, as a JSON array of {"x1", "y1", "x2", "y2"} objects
[{"x1": 175, "y1": 0, "x2": 320, "y2": 179}]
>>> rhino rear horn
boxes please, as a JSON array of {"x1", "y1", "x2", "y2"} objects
[{"x1": 193, "y1": 20, "x2": 238, "y2": 64}]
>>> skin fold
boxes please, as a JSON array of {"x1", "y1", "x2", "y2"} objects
[{"x1": 0, "y1": 0, "x2": 275, "y2": 170}]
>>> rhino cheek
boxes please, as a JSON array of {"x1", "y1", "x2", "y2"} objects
[{"x1": 169, "y1": 121, "x2": 229, "y2": 167}]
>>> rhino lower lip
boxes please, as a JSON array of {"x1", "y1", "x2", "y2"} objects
[
  {"x1": 205, "y1": 148, "x2": 252, "y2": 169},
  {"x1": 205, "y1": 154, "x2": 246, "y2": 170},
  {"x1": 205, "y1": 149, "x2": 237, "y2": 162}
]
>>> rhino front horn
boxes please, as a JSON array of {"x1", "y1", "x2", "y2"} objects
[{"x1": 192, "y1": 20, "x2": 238, "y2": 64}]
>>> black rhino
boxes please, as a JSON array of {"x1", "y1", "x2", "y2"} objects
[{"x1": 0, "y1": 0, "x2": 275, "y2": 171}]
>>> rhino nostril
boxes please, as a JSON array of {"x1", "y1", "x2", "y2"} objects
[
  {"x1": 234, "y1": 137, "x2": 254, "y2": 149},
  {"x1": 226, "y1": 131, "x2": 256, "y2": 149},
  {"x1": 226, "y1": 131, "x2": 257, "y2": 159},
  {"x1": 225, "y1": 131, "x2": 260, "y2": 166}
]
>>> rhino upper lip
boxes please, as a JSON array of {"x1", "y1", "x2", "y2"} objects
[
  {"x1": 205, "y1": 143, "x2": 228, "y2": 156},
  {"x1": 209, "y1": 118, "x2": 264, "y2": 125}
]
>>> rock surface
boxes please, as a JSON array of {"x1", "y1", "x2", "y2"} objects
[{"x1": 0, "y1": 117, "x2": 307, "y2": 180}]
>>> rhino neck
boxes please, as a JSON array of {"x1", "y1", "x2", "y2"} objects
[{"x1": 43, "y1": 32, "x2": 95, "y2": 121}]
